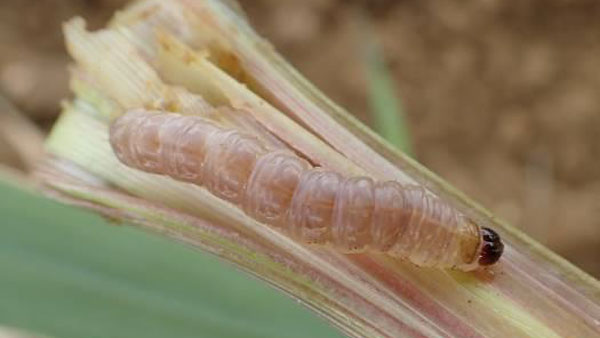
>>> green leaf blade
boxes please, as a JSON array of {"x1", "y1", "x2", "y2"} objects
[
  {"x1": 363, "y1": 19, "x2": 413, "y2": 156},
  {"x1": 0, "y1": 182, "x2": 343, "y2": 338}
]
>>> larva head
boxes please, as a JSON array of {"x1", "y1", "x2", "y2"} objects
[{"x1": 478, "y1": 227, "x2": 504, "y2": 266}]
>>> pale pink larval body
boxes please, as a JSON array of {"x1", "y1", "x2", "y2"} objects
[{"x1": 110, "y1": 109, "x2": 488, "y2": 271}]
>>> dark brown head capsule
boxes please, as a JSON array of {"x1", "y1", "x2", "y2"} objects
[{"x1": 478, "y1": 227, "x2": 504, "y2": 266}]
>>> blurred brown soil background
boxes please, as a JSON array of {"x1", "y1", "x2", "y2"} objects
[{"x1": 0, "y1": 0, "x2": 598, "y2": 276}]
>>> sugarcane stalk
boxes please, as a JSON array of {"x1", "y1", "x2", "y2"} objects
[{"x1": 37, "y1": 1, "x2": 600, "y2": 337}]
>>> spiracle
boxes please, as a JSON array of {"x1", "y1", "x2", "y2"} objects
[{"x1": 110, "y1": 109, "x2": 504, "y2": 271}]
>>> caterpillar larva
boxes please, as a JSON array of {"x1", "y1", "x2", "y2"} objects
[{"x1": 109, "y1": 109, "x2": 504, "y2": 271}]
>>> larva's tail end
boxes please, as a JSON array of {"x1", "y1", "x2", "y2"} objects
[{"x1": 478, "y1": 227, "x2": 504, "y2": 266}]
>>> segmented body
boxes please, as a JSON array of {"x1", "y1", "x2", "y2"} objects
[{"x1": 110, "y1": 109, "x2": 503, "y2": 271}]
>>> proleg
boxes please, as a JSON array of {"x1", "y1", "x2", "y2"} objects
[{"x1": 109, "y1": 109, "x2": 504, "y2": 271}]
